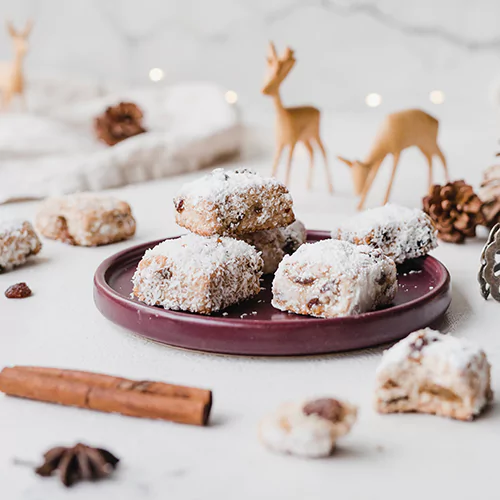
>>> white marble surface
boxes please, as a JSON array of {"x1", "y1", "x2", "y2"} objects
[
  {"x1": 2, "y1": 0, "x2": 500, "y2": 116},
  {"x1": 1, "y1": 110, "x2": 500, "y2": 499}
]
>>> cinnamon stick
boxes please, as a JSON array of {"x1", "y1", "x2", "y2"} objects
[{"x1": 0, "y1": 366, "x2": 212, "y2": 426}]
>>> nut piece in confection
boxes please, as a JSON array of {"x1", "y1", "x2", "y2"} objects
[
  {"x1": 375, "y1": 328, "x2": 492, "y2": 421},
  {"x1": 259, "y1": 398, "x2": 357, "y2": 458},
  {"x1": 303, "y1": 398, "x2": 344, "y2": 423}
]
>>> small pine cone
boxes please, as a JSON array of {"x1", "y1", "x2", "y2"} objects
[
  {"x1": 94, "y1": 102, "x2": 146, "y2": 146},
  {"x1": 423, "y1": 180, "x2": 486, "y2": 243},
  {"x1": 478, "y1": 164, "x2": 500, "y2": 228}
]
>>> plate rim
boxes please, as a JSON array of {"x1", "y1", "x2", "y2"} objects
[{"x1": 94, "y1": 230, "x2": 451, "y2": 329}]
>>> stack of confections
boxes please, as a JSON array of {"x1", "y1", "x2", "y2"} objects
[{"x1": 132, "y1": 168, "x2": 306, "y2": 315}]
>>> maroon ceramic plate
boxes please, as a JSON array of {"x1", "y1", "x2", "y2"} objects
[{"x1": 93, "y1": 231, "x2": 451, "y2": 356}]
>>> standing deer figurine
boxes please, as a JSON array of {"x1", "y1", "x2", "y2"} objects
[
  {"x1": 0, "y1": 20, "x2": 33, "y2": 110},
  {"x1": 262, "y1": 42, "x2": 333, "y2": 193},
  {"x1": 338, "y1": 109, "x2": 448, "y2": 210}
]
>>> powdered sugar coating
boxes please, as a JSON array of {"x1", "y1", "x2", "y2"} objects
[
  {"x1": 173, "y1": 168, "x2": 295, "y2": 236},
  {"x1": 272, "y1": 239, "x2": 397, "y2": 318},
  {"x1": 132, "y1": 234, "x2": 263, "y2": 315},
  {"x1": 375, "y1": 328, "x2": 492, "y2": 420},
  {"x1": 259, "y1": 399, "x2": 357, "y2": 458},
  {"x1": 36, "y1": 192, "x2": 136, "y2": 246},
  {"x1": 238, "y1": 220, "x2": 306, "y2": 274},
  {"x1": 332, "y1": 204, "x2": 437, "y2": 264},
  {"x1": 0, "y1": 220, "x2": 42, "y2": 272}
]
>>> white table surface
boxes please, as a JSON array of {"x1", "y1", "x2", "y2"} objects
[{"x1": 1, "y1": 112, "x2": 499, "y2": 500}]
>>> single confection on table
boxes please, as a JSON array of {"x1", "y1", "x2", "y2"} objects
[
  {"x1": 237, "y1": 220, "x2": 306, "y2": 274},
  {"x1": 35, "y1": 192, "x2": 136, "y2": 246},
  {"x1": 173, "y1": 168, "x2": 295, "y2": 236},
  {"x1": 374, "y1": 328, "x2": 492, "y2": 421},
  {"x1": 0, "y1": 220, "x2": 42, "y2": 272},
  {"x1": 272, "y1": 239, "x2": 397, "y2": 318},
  {"x1": 331, "y1": 203, "x2": 437, "y2": 264},
  {"x1": 259, "y1": 397, "x2": 357, "y2": 458},
  {"x1": 132, "y1": 234, "x2": 263, "y2": 315}
]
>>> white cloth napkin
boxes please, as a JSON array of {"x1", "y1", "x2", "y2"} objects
[{"x1": 0, "y1": 79, "x2": 242, "y2": 203}]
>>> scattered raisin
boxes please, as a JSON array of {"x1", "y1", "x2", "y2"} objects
[
  {"x1": 303, "y1": 398, "x2": 344, "y2": 422},
  {"x1": 253, "y1": 204, "x2": 263, "y2": 214},
  {"x1": 5, "y1": 282, "x2": 32, "y2": 299}
]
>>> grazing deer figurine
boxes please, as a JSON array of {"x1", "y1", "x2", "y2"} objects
[
  {"x1": 261, "y1": 42, "x2": 333, "y2": 193},
  {"x1": 0, "y1": 20, "x2": 33, "y2": 110},
  {"x1": 338, "y1": 109, "x2": 449, "y2": 210}
]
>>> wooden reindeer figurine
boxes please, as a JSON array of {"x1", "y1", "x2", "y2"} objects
[
  {"x1": 0, "y1": 20, "x2": 33, "y2": 110},
  {"x1": 262, "y1": 42, "x2": 333, "y2": 193},
  {"x1": 337, "y1": 109, "x2": 448, "y2": 210}
]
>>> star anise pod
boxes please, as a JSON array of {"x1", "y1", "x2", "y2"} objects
[
  {"x1": 94, "y1": 101, "x2": 146, "y2": 146},
  {"x1": 35, "y1": 443, "x2": 119, "y2": 487}
]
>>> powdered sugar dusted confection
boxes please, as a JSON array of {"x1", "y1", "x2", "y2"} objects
[
  {"x1": 375, "y1": 328, "x2": 492, "y2": 421},
  {"x1": 259, "y1": 398, "x2": 357, "y2": 458},
  {"x1": 332, "y1": 204, "x2": 437, "y2": 264},
  {"x1": 132, "y1": 234, "x2": 263, "y2": 315},
  {"x1": 238, "y1": 220, "x2": 306, "y2": 274},
  {"x1": 173, "y1": 168, "x2": 295, "y2": 236},
  {"x1": 36, "y1": 192, "x2": 136, "y2": 246},
  {"x1": 272, "y1": 239, "x2": 397, "y2": 318},
  {"x1": 0, "y1": 220, "x2": 42, "y2": 272}
]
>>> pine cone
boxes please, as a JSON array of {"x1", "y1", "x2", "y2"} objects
[
  {"x1": 423, "y1": 180, "x2": 485, "y2": 243},
  {"x1": 94, "y1": 102, "x2": 146, "y2": 146},
  {"x1": 478, "y1": 164, "x2": 500, "y2": 228}
]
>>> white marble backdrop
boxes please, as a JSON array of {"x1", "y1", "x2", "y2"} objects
[{"x1": 1, "y1": 0, "x2": 500, "y2": 118}]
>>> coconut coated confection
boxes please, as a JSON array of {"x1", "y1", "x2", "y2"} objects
[
  {"x1": 36, "y1": 192, "x2": 136, "y2": 246},
  {"x1": 0, "y1": 220, "x2": 42, "y2": 272},
  {"x1": 173, "y1": 168, "x2": 295, "y2": 236},
  {"x1": 132, "y1": 234, "x2": 263, "y2": 314},
  {"x1": 375, "y1": 328, "x2": 492, "y2": 421},
  {"x1": 272, "y1": 239, "x2": 397, "y2": 318},
  {"x1": 331, "y1": 203, "x2": 437, "y2": 264}
]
